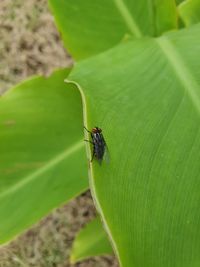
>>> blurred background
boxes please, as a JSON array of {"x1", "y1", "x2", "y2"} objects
[{"x1": 0, "y1": 0, "x2": 118, "y2": 266}]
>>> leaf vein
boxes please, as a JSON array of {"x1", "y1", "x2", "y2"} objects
[
  {"x1": 113, "y1": 0, "x2": 142, "y2": 38},
  {"x1": 156, "y1": 36, "x2": 200, "y2": 114},
  {"x1": 0, "y1": 140, "x2": 84, "y2": 199}
]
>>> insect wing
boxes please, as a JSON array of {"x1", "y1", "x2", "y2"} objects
[
  {"x1": 103, "y1": 141, "x2": 110, "y2": 164},
  {"x1": 99, "y1": 133, "x2": 110, "y2": 164}
]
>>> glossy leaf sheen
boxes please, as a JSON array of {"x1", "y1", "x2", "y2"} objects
[
  {"x1": 69, "y1": 25, "x2": 200, "y2": 267},
  {"x1": 48, "y1": 0, "x2": 177, "y2": 59},
  {"x1": 179, "y1": 0, "x2": 200, "y2": 26},
  {"x1": 0, "y1": 69, "x2": 88, "y2": 244},
  {"x1": 70, "y1": 217, "x2": 113, "y2": 263}
]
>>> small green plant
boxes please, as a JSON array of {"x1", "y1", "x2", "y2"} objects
[{"x1": 1, "y1": 1, "x2": 200, "y2": 266}]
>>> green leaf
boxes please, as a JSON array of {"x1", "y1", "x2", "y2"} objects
[
  {"x1": 48, "y1": 0, "x2": 177, "y2": 59},
  {"x1": 68, "y1": 24, "x2": 200, "y2": 267},
  {"x1": 176, "y1": 0, "x2": 185, "y2": 4},
  {"x1": 0, "y1": 69, "x2": 88, "y2": 244},
  {"x1": 178, "y1": 0, "x2": 200, "y2": 26},
  {"x1": 70, "y1": 217, "x2": 113, "y2": 263},
  {"x1": 154, "y1": 0, "x2": 178, "y2": 36}
]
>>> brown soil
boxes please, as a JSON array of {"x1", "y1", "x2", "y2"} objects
[{"x1": 0, "y1": 0, "x2": 118, "y2": 266}]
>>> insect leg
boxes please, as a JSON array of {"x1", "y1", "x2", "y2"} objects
[
  {"x1": 84, "y1": 139, "x2": 93, "y2": 144},
  {"x1": 84, "y1": 126, "x2": 91, "y2": 133},
  {"x1": 90, "y1": 149, "x2": 95, "y2": 162}
]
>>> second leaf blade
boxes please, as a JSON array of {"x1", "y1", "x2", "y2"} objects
[
  {"x1": 70, "y1": 217, "x2": 113, "y2": 263},
  {"x1": 0, "y1": 69, "x2": 88, "y2": 244}
]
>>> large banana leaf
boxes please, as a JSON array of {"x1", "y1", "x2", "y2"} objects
[
  {"x1": 48, "y1": 0, "x2": 177, "y2": 59},
  {"x1": 70, "y1": 217, "x2": 113, "y2": 263},
  {"x1": 67, "y1": 24, "x2": 200, "y2": 267},
  {"x1": 0, "y1": 69, "x2": 88, "y2": 244}
]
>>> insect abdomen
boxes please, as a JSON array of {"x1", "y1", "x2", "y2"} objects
[{"x1": 92, "y1": 132, "x2": 105, "y2": 162}]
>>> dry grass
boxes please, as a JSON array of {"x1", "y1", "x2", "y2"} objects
[
  {"x1": 0, "y1": 0, "x2": 71, "y2": 93},
  {"x1": 0, "y1": 0, "x2": 118, "y2": 266}
]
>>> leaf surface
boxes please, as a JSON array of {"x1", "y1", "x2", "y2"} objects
[
  {"x1": 176, "y1": 0, "x2": 185, "y2": 4},
  {"x1": 68, "y1": 24, "x2": 200, "y2": 267},
  {"x1": 0, "y1": 69, "x2": 88, "y2": 244},
  {"x1": 178, "y1": 0, "x2": 200, "y2": 26},
  {"x1": 49, "y1": 0, "x2": 177, "y2": 59}
]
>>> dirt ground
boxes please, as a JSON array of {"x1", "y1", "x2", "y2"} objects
[{"x1": 0, "y1": 0, "x2": 118, "y2": 266}]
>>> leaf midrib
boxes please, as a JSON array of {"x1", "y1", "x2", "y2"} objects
[
  {"x1": 113, "y1": 0, "x2": 142, "y2": 38},
  {"x1": 0, "y1": 140, "x2": 84, "y2": 199},
  {"x1": 156, "y1": 36, "x2": 200, "y2": 114}
]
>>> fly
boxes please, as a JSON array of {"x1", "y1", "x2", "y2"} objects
[{"x1": 84, "y1": 126, "x2": 108, "y2": 164}]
